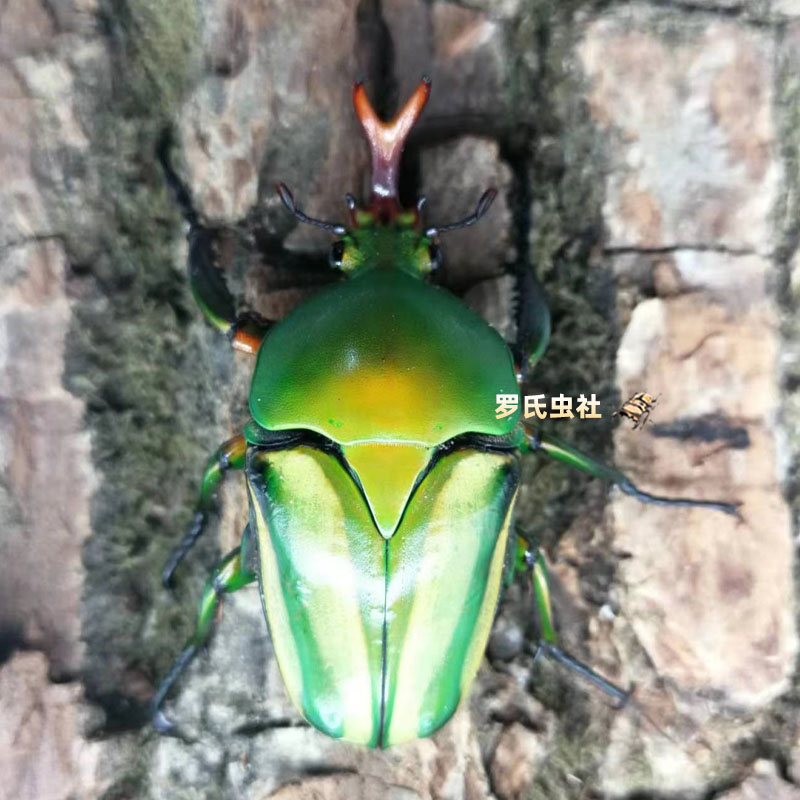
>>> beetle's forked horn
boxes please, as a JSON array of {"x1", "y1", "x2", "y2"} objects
[{"x1": 353, "y1": 77, "x2": 431, "y2": 201}]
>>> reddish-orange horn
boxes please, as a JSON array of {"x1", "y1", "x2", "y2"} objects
[{"x1": 353, "y1": 77, "x2": 431, "y2": 202}]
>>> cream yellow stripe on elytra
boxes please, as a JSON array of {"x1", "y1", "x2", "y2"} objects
[
  {"x1": 386, "y1": 452, "x2": 497, "y2": 742},
  {"x1": 270, "y1": 449, "x2": 375, "y2": 744},
  {"x1": 248, "y1": 478, "x2": 304, "y2": 716},
  {"x1": 458, "y1": 493, "x2": 517, "y2": 694}
]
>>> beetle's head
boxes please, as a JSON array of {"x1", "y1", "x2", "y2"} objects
[{"x1": 277, "y1": 79, "x2": 496, "y2": 279}]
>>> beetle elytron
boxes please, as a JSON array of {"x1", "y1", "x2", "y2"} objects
[{"x1": 154, "y1": 78, "x2": 738, "y2": 747}]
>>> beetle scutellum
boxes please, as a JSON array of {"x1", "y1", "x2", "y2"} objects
[{"x1": 153, "y1": 78, "x2": 739, "y2": 747}]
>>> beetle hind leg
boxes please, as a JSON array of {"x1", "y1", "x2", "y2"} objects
[
  {"x1": 515, "y1": 531, "x2": 630, "y2": 706},
  {"x1": 153, "y1": 529, "x2": 256, "y2": 737}
]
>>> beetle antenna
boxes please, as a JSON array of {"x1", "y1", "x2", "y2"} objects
[
  {"x1": 425, "y1": 188, "x2": 497, "y2": 237},
  {"x1": 276, "y1": 183, "x2": 347, "y2": 235}
]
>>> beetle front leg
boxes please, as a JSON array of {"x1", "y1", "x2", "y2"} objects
[
  {"x1": 508, "y1": 268, "x2": 551, "y2": 380},
  {"x1": 158, "y1": 131, "x2": 272, "y2": 354},
  {"x1": 186, "y1": 225, "x2": 271, "y2": 353},
  {"x1": 162, "y1": 435, "x2": 247, "y2": 587},
  {"x1": 522, "y1": 427, "x2": 741, "y2": 515},
  {"x1": 153, "y1": 530, "x2": 256, "y2": 737},
  {"x1": 514, "y1": 532, "x2": 629, "y2": 706}
]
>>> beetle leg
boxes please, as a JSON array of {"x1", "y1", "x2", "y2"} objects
[
  {"x1": 153, "y1": 531, "x2": 256, "y2": 737},
  {"x1": 158, "y1": 130, "x2": 272, "y2": 354},
  {"x1": 522, "y1": 427, "x2": 741, "y2": 515},
  {"x1": 514, "y1": 532, "x2": 630, "y2": 706},
  {"x1": 162, "y1": 435, "x2": 247, "y2": 587},
  {"x1": 535, "y1": 642, "x2": 630, "y2": 707},
  {"x1": 509, "y1": 268, "x2": 551, "y2": 380}
]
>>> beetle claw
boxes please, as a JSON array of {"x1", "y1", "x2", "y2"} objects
[
  {"x1": 616, "y1": 682, "x2": 636, "y2": 710},
  {"x1": 161, "y1": 565, "x2": 176, "y2": 590},
  {"x1": 276, "y1": 182, "x2": 296, "y2": 213},
  {"x1": 153, "y1": 708, "x2": 177, "y2": 735},
  {"x1": 153, "y1": 708, "x2": 197, "y2": 743},
  {"x1": 161, "y1": 554, "x2": 183, "y2": 590}
]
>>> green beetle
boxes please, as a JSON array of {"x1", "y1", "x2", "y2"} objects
[{"x1": 154, "y1": 78, "x2": 738, "y2": 747}]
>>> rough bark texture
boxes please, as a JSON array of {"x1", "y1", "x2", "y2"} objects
[{"x1": 1, "y1": 0, "x2": 799, "y2": 799}]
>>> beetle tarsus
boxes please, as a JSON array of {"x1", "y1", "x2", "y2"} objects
[
  {"x1": 152, "y1": 643, "x2": 199, "y2": 737},
  {"x1": 161, "y1": 511, "x2": 206, "y2": 588},
  {"x1": 157, "y1": 128, "x2": 200, "y2": 229},
  {"x1": 152, "y1": 708, "x2": 196, "y2": 742},
  {"x1": 617, "y1": 478, "x2": 742, "y2": 517},
  {"x1": 152, "y1": 708, "x2": 176, "y2": 735},
  {"x1": 536, "y1": 641, "x2": 631, "y2": 706},
  {"x1": 153, "y1": 710, "x2": 197, "y2": 743}
]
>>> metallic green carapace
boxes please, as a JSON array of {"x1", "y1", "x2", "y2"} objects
[{"x1": 153, "y1": 78, "x2": 740, "y2": 747}]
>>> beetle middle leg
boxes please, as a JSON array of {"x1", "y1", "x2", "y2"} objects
[
  {"x1": 153, "y1": 525, "x2": 256, "y2": 736},
  {"x1": 523, "y1": 426, "x2": 741, "y2": 516},
  {"x1": 514, "y1": 531, "x2": 630, "y2": 706},
  {"x1": 162, "y1": 434, "x2": 247, "y2": 587}
]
